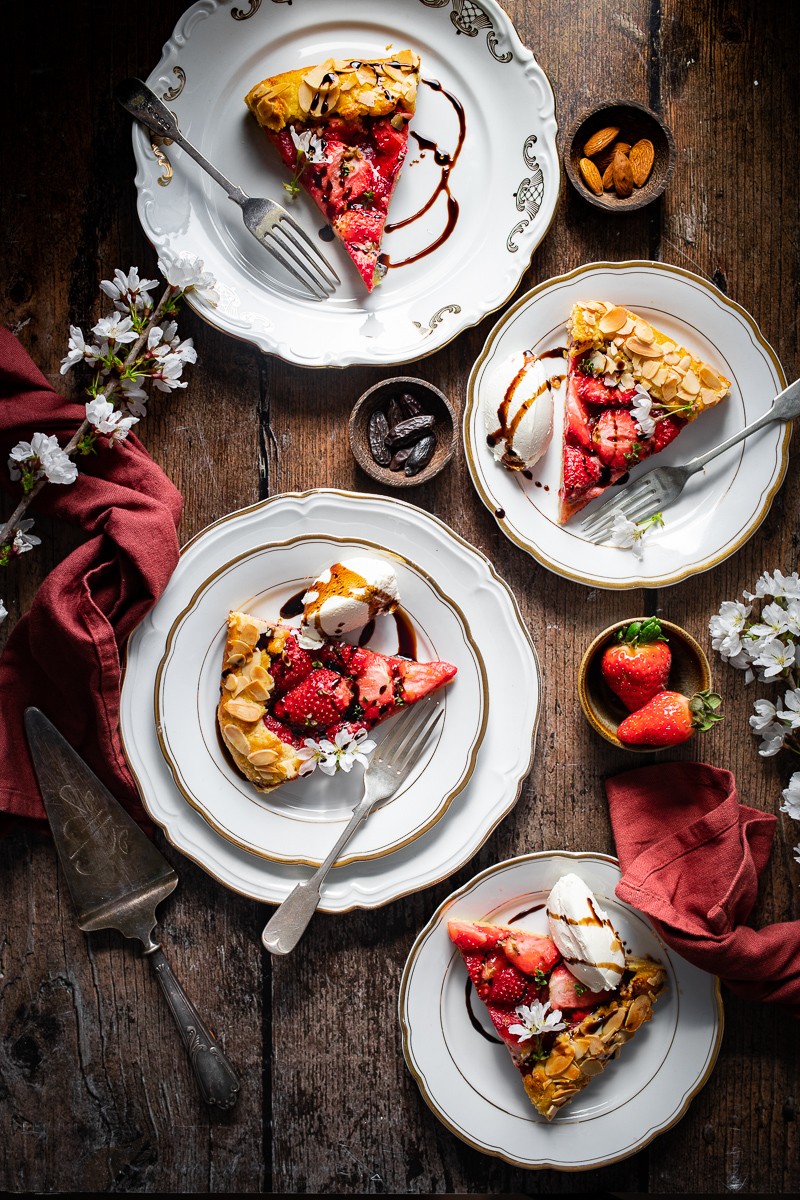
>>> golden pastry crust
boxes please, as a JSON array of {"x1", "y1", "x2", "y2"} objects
[
  {"x1": 217, "y1": 612, "x2": 301, "y2": 792},
  {"x1": 568, "y1": 300, "x2": 731, "y2": 416},
  {"x1": 521, "y1": 957, "x2": 668, "y2": 1120},
  {"x1": 245, "y1": 51, "x2": 421, "y2": 132}
]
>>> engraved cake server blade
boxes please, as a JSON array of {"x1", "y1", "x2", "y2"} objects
[
  {"x1": 115, "y1": 77, "x2": 340, "y2": 301},
  {"x1": 24, "y1": 707, "x2": 239, "y2": 1110}
]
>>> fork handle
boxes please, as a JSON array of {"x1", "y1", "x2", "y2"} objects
[
  {"x1": 261, "y1": 796, "x2": 373, "y2": 955},
  {"x1": 687, "y1": 378, "x2": 800, "y2": 473},
  {"x1": 115, "y1": 78, "x2": 248, "y2": 206}
]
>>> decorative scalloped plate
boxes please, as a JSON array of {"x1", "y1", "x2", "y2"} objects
[
  {"x1": 400, "y1": 852, "x2": 723, "y2": 1170},
  {"x1": 131, "y1": 0, "x2": 559, "y2": 367},
  {"x1": 120, "y1": 490, "x2": 541, "y2": 911},
  {"x1": 464, "y1": 261, "x2": 788, "y2": 589}
]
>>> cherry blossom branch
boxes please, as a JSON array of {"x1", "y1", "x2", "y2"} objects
[{"x1": 0, "y1": 285, "x2": 175, "y2": 551}]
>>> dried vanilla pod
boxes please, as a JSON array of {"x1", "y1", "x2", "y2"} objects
[
  {"x1": 404, "y1": 434, "x2": 435, "y2": 476},
  {"x1": 368, "y1": 408, "x2": 391, "y2": 465},
  {"x1": 384, "y1": 414, "x2": 436, "y2": 449}
]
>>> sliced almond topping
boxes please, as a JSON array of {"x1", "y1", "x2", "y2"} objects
[
  {"x1": 678, "y1": 354, "x2": 692, "y2": 373},
  {"x1": 634, "y1": 321, "x2": 654, "y2": 344},
  {"x1": 653, "y1": 366, "x2": 669, "y2": 388},
  {"x1": 303, "y1": 61, "x2": 335, "y2": 90},
  {"x1": 359, "y1": 88, "x2": 378, "y2": 109},
  {"x1": 226, "y1": 651, "x2": 246, "y2": 667},
  {"x1": 394, "y1": 49, "x2": 418, "y2": 66},
  {"x1": 223, "y1": 724, "x2": 251, "y2": 757},
  {"x1": 238, "y1": 621, "x2": 261, "y2": 647},
  {"x1": 229, "y1": 639, "x2": 253, "y2": 661},
  {"x1": 641, "y1": 358, "x2": 660, "y2": 380},
  {"x1": 544, "y1": 1051, "x2": 575, "y2": 1078},
  {"x1": 699, "y1": 386, "x2": 719, "y2": 406},
  {"x1": 625, "y1": 994, "x2": 652, "y2": 1031},
  {"x1": 699, "y1": 364, "x2": 723, "y2": 389},
  {"x1": 356, "y1": 63, "x2": 379, "y2": 87},
  {"x1": 243, "y1": 681, "x2": 269, "y2": 703},
  {"x1": 682, "y1": 369, "x2": 701, "y2": 395},
  {"x1": 224, "y1": 697, "x2": 266, "y2": 722},
  {"x1": 619, "y1": 371, "x2": 636, "y2": 391},
  {"x1": 625, "y1": 336, "x2": 663, "y2": 359},
  {"x1": 579, "y1": 1057, "x2": 605, "y2": 1077},
  {"x1": 247, "y1": 749, "x2": 279, "y2": 768},
  {"x1": 602, "y1": 1007, "x2": 626, "y2": 1037},
  {"x1": 598, "y1": 305, "x2": 628, "y2": 335},
  {"x1": 224, "y1": 674, "x2": 238, "y2": 692},
  {"x1": 661, "y1": 341, "x2": 677, "y2": 355},
  {"x1": 584, "y1": 301, "x2": 607, "y2": 314},
  {"x1": 382, "y1": 62, "x2": 406, "y2": 83},
  {"x1": 619, "y1": 317, "x2": 636, "y2": 337},
  {"x1": 664, "y1": 351, "x2": 681, "y2": 365}
]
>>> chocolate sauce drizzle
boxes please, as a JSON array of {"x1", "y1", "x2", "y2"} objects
[
  {"x1": 464, "y1": 978, "x2": 502, "y2": 1045},
  {"x1": 279, "y1": 588, "x2": 417, "y2": 660},
  {"x1": 379, "y1": 78, "x2": 466, "y2": 272}
]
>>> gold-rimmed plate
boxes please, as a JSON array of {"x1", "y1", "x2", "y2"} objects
[
  {"x1": 131, "y1": 0, "x2": 559, "y2": 367},
  {"x1": 464, "y1": 261, "x2": 788, "y2": 589},
  {"x1": 154, "y1": 533, "x2": 487, "y2": 867},
  {"x1": 399, "y1": 851, "x2": 723, "y2": 1170}
]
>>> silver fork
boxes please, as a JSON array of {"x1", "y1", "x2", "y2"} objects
[
  {"x1": 261, "y1": 701, "x2": 444, "y2": 955},
  {"x1": 115, "y1": 78, "x2": 339, "y2": 301},
  {"x1": 581, "y1": 376, "x2": 800, "y2": 543}
]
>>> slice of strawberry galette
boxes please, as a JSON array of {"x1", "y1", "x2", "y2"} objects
[
  {"x1": 448, "y1": 898, "x2": 667, "y2": 1119},
  {"x1": 559, "y1": 301, "x2": 731, "y2": 523},
  {"x1": 217, "y1": 610, "x2": 456, "y2": 793}
]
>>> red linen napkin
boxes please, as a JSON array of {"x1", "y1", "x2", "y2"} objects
[
  {"x1": 606, "y1": 760, "x2": 800, "y2": 1014},
  {"x1": 0, "y1": 328, "x2": 182, "y2": 828}
]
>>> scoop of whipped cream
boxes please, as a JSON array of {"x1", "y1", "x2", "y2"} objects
[
  {"x1": 484, "y1": 350, "x2": 564, "y2": 472},
  {"x1": 546, "y1": 873, "x2": 626, "y2": 993},
  {"x1": 299, "y1": 557, "x2": 399, "y2": 645}
]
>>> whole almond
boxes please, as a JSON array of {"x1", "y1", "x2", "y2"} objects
[
  {"x1": 612, "y1": 149, "x2": 634, "y2": 198},
  {"x1": 611, "y1": 141, "x2": 632, "y2": 156},
  {"x1": 583, "y1": 125, "x2": 620, "y2": 157},
  {"x1": 579, "y1": 156, "x2": 604, "y2": 195},
  {"x1": 602, "y1": 161, "x2": 614, "y2": 190},
  {"x1": 629, "y1": 138, "x2": 655, "y2": 187}
]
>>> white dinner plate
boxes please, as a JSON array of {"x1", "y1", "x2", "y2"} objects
[
  {"x1": 155, "y1": 534, "x2": 487, "y2": 866},
  {"x1": 120, "y1": 490, "x2": 540, "y2": 910},
  {"x1": 464, "y1": 261, "x2": 788, "y2": 589},
  {"x1": 132, "y1": 0, "x2": 559, "y2": 367},
  {"x1": 399, "y1": 851, "x2": 723, "y2": 1170}
]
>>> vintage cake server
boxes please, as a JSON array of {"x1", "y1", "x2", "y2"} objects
[{"x1": 24, "y1": 707, "x2": 239, "y2": 1109}]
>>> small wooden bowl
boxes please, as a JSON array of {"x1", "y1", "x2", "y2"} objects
[
  {"x1": 564, "y1": 99, "x2": 676, "y2": 213},
  {"x1": 349, "y1": 376, "x2": 456, "y2": 488},
  {"x1": 578, "y1": 618, "x2": 711, "y2": 752}
]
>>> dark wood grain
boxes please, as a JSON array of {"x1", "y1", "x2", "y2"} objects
[{"x1": 2, "y1": 0, "x2": 799, "y2": 1193}]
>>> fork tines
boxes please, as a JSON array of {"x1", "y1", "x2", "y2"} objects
[
  {"x1": 580, "y1": 479, "x2": 661, "y2": 543},
  {"x1": 373, "y1": 701, "x2": 444, "y2": 771},
  {"x1": 260, "y1": 217, "x2": 339, "y2": 301}
]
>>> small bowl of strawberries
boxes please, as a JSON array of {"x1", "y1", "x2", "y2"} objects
[{"x1": 578, "y1": 616, "x2": 721, "y2": 752}]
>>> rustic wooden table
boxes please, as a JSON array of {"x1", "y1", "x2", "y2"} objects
[{"x1": 2, "y1": 0, "x2": 799, "y2": 1193}]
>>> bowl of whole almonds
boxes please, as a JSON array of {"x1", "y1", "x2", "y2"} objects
[
  {"x1": 564, "y1": 99, "x2": 676, "y2": 212},
  {"x1": 349, "y1": 376, "x2": 456, "y2": 488}
]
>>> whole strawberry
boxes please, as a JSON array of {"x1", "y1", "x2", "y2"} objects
[
  {"x1": 601, "y1": 617, "x2": 672, "y2": 712},
  {"x1": 617, "y1": 689, "x2": 722, "y2": 747},
  {"x1": 273, "y1": 667, "x2": 353, "y2": 730}
]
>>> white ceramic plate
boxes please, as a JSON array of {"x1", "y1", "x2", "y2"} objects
[
  {"x1": 132, "y1": 0, "x2": 559, "y2": 367},
  {"x1": 120, "y1": 490, "x2": 540, "y2": 910},
  {"x1": 155, "y1": 534, "x2": 487, "y2": 866},
  {"x1": 464, "y1": 261, "x2": 789, "y2": 589},
  {"x1": 399, "y1": 851, "x2": 723, "y2": 1170}
]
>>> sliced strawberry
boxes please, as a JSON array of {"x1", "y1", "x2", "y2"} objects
[
  {"x1": 481, "y1": 953, "x2": 528, "y2": 1004},
  {"x1": 350, "y1": 647, "x2": 395, "y2": 717},
  {"x1": 592, "y1": 409, "x2": 640, "y2": 471},
  {"x1": 447, "y1": 919, "x2": 504, "y2": 953},
  {"x1": 500, "y1": 930, "x2": 561, "y2": 977},
  {"x1": 486, "y1": 1003, "x2": 525, "y2": 1045},
  {"x1": 262, "y1": 714, "x2": 298, "y2": 746},
  {"x1": 269, "y1": 634, "x2": 313, "y2": 694},
  {"x1": 565, "y1": 389, "x2": 594, "y2": 449},
  {"x1": 274, "y1": 667, "x2": 354, "y2": 730},
  {"x1": 652, "y1": 414, "x2": 686, "y2": 452},
  {"x1": 397, "y1": 658, "x2": 457, "y2": 703},
  {"x1": 562, "y1": 444, "x2": 602, "y2": 497},
  {"x1": 547, "y1": 963, "x2": 611, "y2": 1010}
]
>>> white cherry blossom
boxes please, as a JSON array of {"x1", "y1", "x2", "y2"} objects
[
  {"x1": 709, "y1": 600, "x2": 751, "y2": 660},
  {"x1": 157, "y1": 255, "x2": 220, "y2": 305},
  {"x1": 290, "y1": 127, "x2": 330, "y2": 164},
  {"x1": 508, "y1": 1000, "x2": 566, "y2": 1041},
  {"x1": 756, "y1": 722, "x2": 787, "y2": 757},
  {"x1": 12, "y1": 519, "x2": 41, "y2": 553},
  {"x1": 777, "y1": 688, "x2": 800, "y2": 729},
  {"x1": 60, "y1": 325, "x2": 104, "y2": 374},
  {"x1": 92, "y1": 313, "x2": 138, "y2": 345},
  {"x1": 100, "y1": 266, "x2": 158, "y2": 312},
  {"x1": 780, "y1": 773, "x2": 800, "y2": 820},
  {"x1": 630, "y1": 385, "x2": 655, "y2": 437},
  {"x1": 749, "y1": 698, "x2": 778, "y2": 732},
  {"x1": 85, "y1": 396, "x2": 139, "y2": 443},
  {"x1": 8, "y1": 432, "x2": 77, "y2": 485},
  {"x1": 753, "y1": 639, "x2": 796, "y2": 678},
  {"x1": 296, "y1": 727, "x2": 376, "y2": 777},
  {"x1": 0, "y1": 599, "x2": 7, "y2": 624}
]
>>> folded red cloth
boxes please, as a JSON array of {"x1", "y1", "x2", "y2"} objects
[
  {"x1": 0, "y1": 328, "x2": 181, "y2": 827},
  {"x1": 606, "y1": 760, "x2": 800, "y2": 1014}
]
